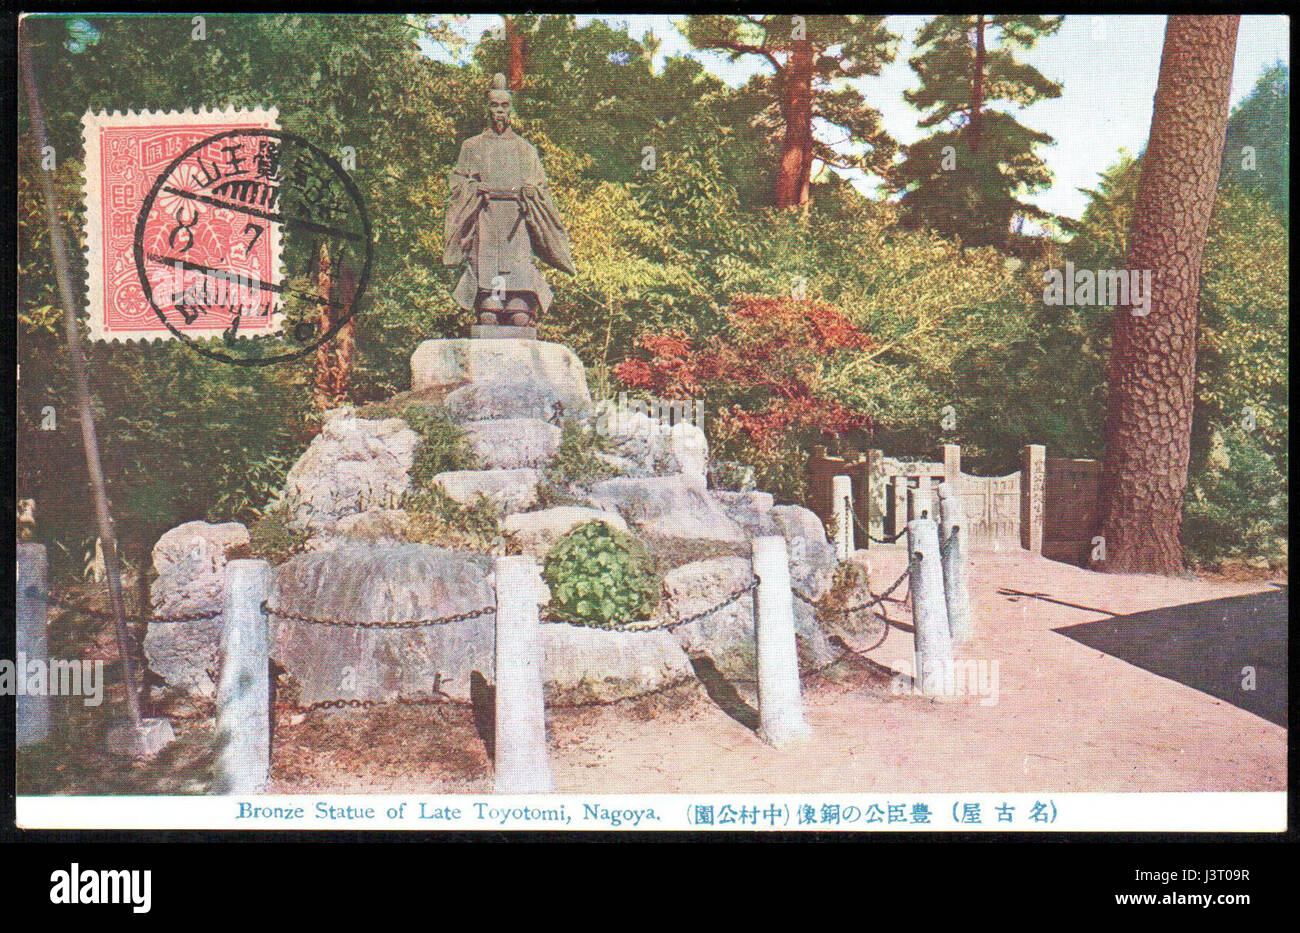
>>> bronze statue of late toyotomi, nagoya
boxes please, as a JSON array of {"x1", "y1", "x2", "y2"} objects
[{"x1": 443, "y1": 73, "x2": 576, "y2": 329}]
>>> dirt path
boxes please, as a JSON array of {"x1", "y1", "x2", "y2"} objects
[
  {"x1": 542, "y1": 547, "x2": 1286, "y2": 794},
  {"x1": 266, "y1": 547, "x2": 1286, "y2": 795}
]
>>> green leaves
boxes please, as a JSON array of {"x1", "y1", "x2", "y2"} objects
[
  {"x1": 398, "y1": 408, "x2": 481, "y2": 489},
  {"x1": 892, "y1": 15, "x2": 1063, "y2": 248},
  {"x1": 542, "y1": 521, "x2": 659, "y2": 627}
]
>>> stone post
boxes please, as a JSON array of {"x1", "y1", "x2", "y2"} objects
[
  {"x1": 493, "y1": 555, "x2": 554, "y2": 793},
  {"x1": 17, "y1": 543, "x2": 50, "y2": 748},
  {"x1": 866, "y1": 449, "x2": 886, "y2": 542},
  {"x1": 1020, "y1": 444, "x2": 1046, "y2": 553},
  {"x1": 752, "y1": 536, "x2": 811, "y2": 746},
  {"x1": 906, "y1": 518, "x2": 955, "y2": 696},
  {"x1": 942, "y1": 444, "x2": 962, "y2": 485},
  {"x1": 831, "y1": 474, "x2": 854, "y2": 561},
  {"x1": 892, "y1": 476, "x2": 908, "y2": 538},
  {"x1": 214, "y1": 559, "x2": 272, "y2": 794},
  {"x1": 938, "y1": 482, "x2": 973, "y2": 645},
  {"x1": 908, "y1": 482, "x2": 933, "y2": 522}
]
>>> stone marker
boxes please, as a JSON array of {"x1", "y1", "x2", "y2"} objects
[
  {"x1": 493, "y1": 555, "x2": 555, "y2": 793},
  {"x1": 214, "y1": 559, "x2": 272, "y2": 794},
  {"x1": 752, "y1": 536, "x2": 811, "y2": 746},
  {"x1": 1020, "y1": 444, "x2": 1046, "y2": 553},
  {"x1": 831, "y1": 474, "x2": 854, "y2": 562}
]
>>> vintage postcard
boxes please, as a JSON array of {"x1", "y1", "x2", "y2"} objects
[{"x1": 9, "y1": 8, "x2": 1290, "y2": 870}]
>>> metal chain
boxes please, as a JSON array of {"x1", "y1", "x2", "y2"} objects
[
  {"x1": 792, "y1": 554, "x2": 916, "y2": 618},
  {"x1": 549, "y1": 677, "x2": 695, "y2": 709},
  {"x1": 544, "y1": 576, "x2": 759, "y2": 633},
  {"x1": 23, "y1": 586, "x2": 221, "y2": 624},
  {"x1": 261, "y1": 601, "x2": 494, "y2": 630},
  {"x1": 854, "y1": 513, "x2": 907, "y2": 545},
  {"x1": 282, "y1": 691, "x2": 472, "y2": 715}
]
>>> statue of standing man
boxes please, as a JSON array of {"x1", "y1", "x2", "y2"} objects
[{"x1": 443, "y1": 73, "x2": 576, "y2": 331}]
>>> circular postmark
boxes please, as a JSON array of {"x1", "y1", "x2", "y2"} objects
[{"x1": 133, "y1": 129, "x2": 372, "y2": 366}]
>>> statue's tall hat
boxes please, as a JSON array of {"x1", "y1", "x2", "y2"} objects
[{"x1": 485, "y1": 72, "x2": 512, "y2": 101}]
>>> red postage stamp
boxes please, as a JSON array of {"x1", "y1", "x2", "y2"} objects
[{"x1": 82, "y1": 107, "x2": 281, "y2": 342}]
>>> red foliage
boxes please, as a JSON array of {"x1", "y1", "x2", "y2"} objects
[{"x1": 614, "y1": 295, "x2": 872, "y2": 448}]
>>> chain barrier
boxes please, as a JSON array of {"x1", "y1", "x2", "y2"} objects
[
  {"x1": 854, "y1": 513, "x2": 907, "y2": 546},
  {"x1": 280, "y1": 696, "x2": 473, "y2": 717},
  {"x1": 260, "y1": 601, "x2": 494, "y2": 630},
  {"x1": 544, "y1": 576, "x2": 760, "y2": 633},
  {"x1": 282, "y1": 691, "x2": 473, "y2": 716},
  {"x1": 281, "y1": 675, "x2": 701, "y2": 718},
  {"x1": 23, "y1": 586, "x2": 221, "y2": 624},
  {"x1": 792, "y1": 554, "x2": 916, "y2": 620},
  {"x1": 777, "y1": 552, "x2": 922, "y2": 684}
]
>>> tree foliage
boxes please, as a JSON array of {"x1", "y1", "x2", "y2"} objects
[{"x1": 889, "y1": 15, "x2": 1062, "y2": 247}]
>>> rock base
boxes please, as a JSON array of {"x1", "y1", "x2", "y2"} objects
[{"x1": 105, "y1": 717, "x2": 175, "y2": 759}]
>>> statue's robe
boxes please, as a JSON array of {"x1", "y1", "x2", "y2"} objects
[{"x1": 443, "y1": 127, "x2": 575, "y2": 313}]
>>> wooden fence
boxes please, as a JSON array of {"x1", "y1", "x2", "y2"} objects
[{"x1": 804, "y1": 444, "x2": 1103, "y2": 565}]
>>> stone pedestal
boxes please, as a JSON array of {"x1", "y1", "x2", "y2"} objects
[{"x1": 471, "y1": 325, "x2": 537, "y2": 340}]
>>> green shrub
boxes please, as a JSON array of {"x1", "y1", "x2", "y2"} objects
[
  {"x1": 1183, "y1": 427, "x2": 1288, "y2": 570},
  {"x1": 542, "y1": 520, "x2": 659, "y2": 626},
  {"x1": 402, "y1": 485, "x2": 503, "y2": 553},
  {"x1": 538, "y1": 421, "x2": 621, "y2": 505},
  {"x1": 247, "y1": 504, "x2": 309, "y2": 565},
  {"x1": 402, "y1": 408, "x2": 481, "y2": 489}
]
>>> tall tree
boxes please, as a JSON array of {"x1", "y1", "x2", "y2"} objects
[
  {"x1": 504, "y1": 15, "x2": 531, "y2": 89},
  {"x1": 1220, "y1": 62, "x2": 1289, "y2": 218},
  {"x1": 681, "y1": 15, "x2": 898, "y2": 208},
  {"x1": 1095, "y1": 15, "x2": 1239, "y2": 574},
  {"x1": 890, "y1": 15, "x2": 1062, "y2": 247}
]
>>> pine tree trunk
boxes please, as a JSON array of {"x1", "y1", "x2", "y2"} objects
[
  {"x1": 969, "y1": 15, "x2": 985, "y2": 153},
  {"x1": 506, "y1": 17, "x2": 526, "y2": 90},
  {"x1": 1095, "y1": 15, "x2": 1239, "y2": 574},
  {"x1": 312, "y1": 240, "x2": 345, "y2": 411},
  {"x1": 774, "y1": 37, "x2": 814, "y2": 208}
]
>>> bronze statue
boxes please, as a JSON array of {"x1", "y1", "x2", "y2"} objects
[{"x1": 443, "y1": 73, "x2": 575, "y2": 329}]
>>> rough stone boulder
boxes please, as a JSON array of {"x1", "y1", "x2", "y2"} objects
[
  {"x1": 269, "y1": 544, "x2": 496, "y2": 704},
  {"x1": 660, "y1": 556, "x2": 836, "y2": 680},
  {"x1": 463, "y1": 418, "x2": 561, "y2": 469},
  {"x1": 442, "y1": 380, "x2": 590, "y2": 423},
  {"x1": 411, "y1": 339, "x2": 592, "y2": 422},
  {"x1": 433, "y1": 468, "x2": 540, "y2": 514},
  {"x1": 711, "y1": 490, "x2": 777, "y2": 537},
  {"x1": 280, "y1": 414, "x2": 420, "y2": 534},
  {"x1": 502, "y1": 506, "x2": 627, "y2": 557},
  {"x1": 590, "y1": 474, "x2": 745, "y2": 544},
  {"x1": 311, "y1": 509, "x2": 412, "y2": 549},
  {"x1": 591, "y1": 407, "x2": 708, "y2": 481},
  {"x1": 542, "y1": 623, "x2": 695, "y2": 703},
  {"x1": 666, "y1": 422, "x2": 709, "y2": 483},
  {"x1": 771, "y1": 505, "x2": 837, "y2": 601},
  {"x1": 143, "y1": 521, "x2": 249, "y2": 698}
]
